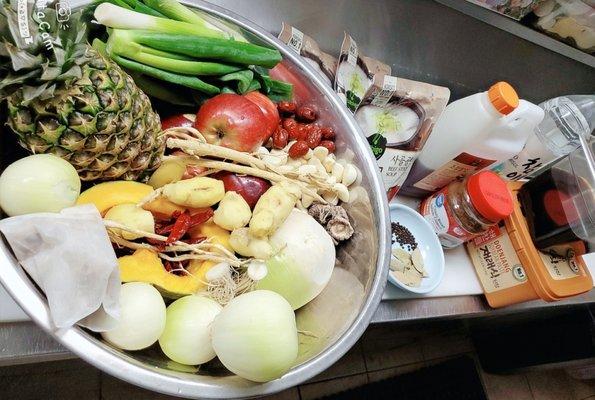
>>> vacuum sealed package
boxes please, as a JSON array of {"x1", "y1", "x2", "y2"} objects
[
  {"x1": 278, "y1": 23, "x2": 337, "y2": 86},
  {"x1": 334, "y1": 33, "x2": 391, "y2": 112},
  {"x1": 355, "y1": 74, "x2": 450, "y2": 200}
]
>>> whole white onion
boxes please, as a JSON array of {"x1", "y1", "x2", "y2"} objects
[
  {"x1": 102, "y1": 282, "x2": 166, "y2": 351},
  {"x1": 211, "y1": 290, "x2": 298, "y2": 382},
  {"x1": 0, "y1": 154, "x2": 80, "y2": 216},
  {"x1": 159, "y1": 295, "x2": 222, "y2": 365}
]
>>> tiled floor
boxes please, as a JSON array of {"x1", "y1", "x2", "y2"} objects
[{"x1": 1, "y1": 321, "x2": 594, "y2": 400}]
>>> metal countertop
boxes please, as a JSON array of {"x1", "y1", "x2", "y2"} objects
[{"x1": 3, "y1": 292, "x2": 594, "y2": 367}]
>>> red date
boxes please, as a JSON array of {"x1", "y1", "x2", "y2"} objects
[
  {"x1": 282, "y1": 118, "x2": 299, "y2": 140},
  {"x1": 272, "y1": 128, "x2": 289, "y2": 149},
  {"x1": 319, "y1": 140, "x2": 336, "y2": 153},
  {"x1": 277, "y1": 101, "x2": 297, "y2": 116},
  {"x1": 321, "y1": 126, "x2": 336, "y2": 140},
  {"x1": 288, "y1": 140, "x2": 309, "y2": 158},
  {"x1": 296, "y1": 105, "x2": 317, "y2": 122},
  {"x1": 306, "y1": 125, "x2": 322, "y2": 149}
]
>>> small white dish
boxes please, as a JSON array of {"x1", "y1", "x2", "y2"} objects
[{"x1": 387, "y1": 203, "x2": 445, "y2": 294}]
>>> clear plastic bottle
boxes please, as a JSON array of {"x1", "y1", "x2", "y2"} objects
[{"x1": 492, "y1": 95, "x2": 595, "y2": 181}]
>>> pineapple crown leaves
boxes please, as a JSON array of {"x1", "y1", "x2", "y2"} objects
[{"x1": 0, "y1": 0, "x2": 92, "y2": 104}]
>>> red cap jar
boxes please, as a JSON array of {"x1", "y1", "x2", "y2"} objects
[{"x1": 420, "y1": 171, "x2": 514, "y2": 248}]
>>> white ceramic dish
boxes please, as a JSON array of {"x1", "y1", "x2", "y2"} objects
[{"x1": 387, "y1": 203, "x2": 445, "y2": 294}]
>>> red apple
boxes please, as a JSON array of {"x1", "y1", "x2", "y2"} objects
[
  {"x1": 161, "y1": 113, "x2": 195, "y2": 130},
  {"x1": 194, "y1": 94, "x2": 268, "y2": 152},
  {"x1": 244, "y1": 91, "x2": 280, "y2": 140},
  {"x1": 213, "y1": 172, "x2": 271, "y2": 208}
]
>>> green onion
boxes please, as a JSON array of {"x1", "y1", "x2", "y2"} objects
[
  {"x1": 219, "y1": 70, "x2": 254, "y2": 94},
  {"x1": 107, "y1": 30, "x2": 241, "y2": 75},
  {"x1": 142, "y1": 0, "x2": 208, "y2": 27},
  {"x1": 112, "y1": 55, "x2": 221, "y2": 94},
  {"x1": 94, "y1": 3, "x2": 225, "y2": 38},
  {"x1": 123, "y1": 31, "x2": 282, "y2": 68}
]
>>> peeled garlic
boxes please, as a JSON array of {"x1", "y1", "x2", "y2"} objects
[
  {"x1": 303, "y1": 148, "x2": 313, "y2": 160},
  {"x1": 322, "y1": 191, "x2": 339, "y2": 205},
  {"x1": 262, "y1": 153, "x2": 287, "y2": 167},
  {"x1": 326, "y1": 176, "x2": 337, "y2": 185},
  {"x1": 257, "y1": 147, "x2": 269, "y2": 156},
  {"x1": 342, "y1": 164, "x2": 357, "y2": 187},
  {"x1": 333, "y1": 183, "x2": 350, "y2": 203},
  {"x1": 308, "y1": 157, "x2": 327, "y2": 177},
  {"x1": 301, "y1": 194, "x2": 314, "y2": 208},
  {"x1": 322, "y1": 154, "x2": 336, "y2": 173},
  {"x1": 331, "y1": 162, "x2": 344, "y2": 181},
  {"x1": 312, "y1": 146, "x2": 329, "y2": 161}
]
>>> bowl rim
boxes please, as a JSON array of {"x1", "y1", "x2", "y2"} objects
[
  {"x1": 387, "y1": 203, "x2": 445, "y2": 294},
  {"x1": 0, "y1": 1, "x2": 391, "y2": 398}
]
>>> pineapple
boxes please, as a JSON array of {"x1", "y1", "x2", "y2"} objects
[{"x1": 0, "y1": 1, "x2": 165, "y2": 181}]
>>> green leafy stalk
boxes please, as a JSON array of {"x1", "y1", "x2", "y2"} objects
[
  {"x1": 142, "y1": 0, "x2": 209, "y2": 27},
  {"x1": 219, "y1": 70, "x2": 254, "y2": 94},
  {"x1": 111, "y1": 54, "x2": 220, "y2": 94},
  {"x1": 94, "y1": 3, "x2": 225, "y2": 38},
  {"x1": 123, "y1": 30, "x2": 282, "y2": 68},
  {"x1": 107, "y1": 30, "x2": 241, "y2": 75}
]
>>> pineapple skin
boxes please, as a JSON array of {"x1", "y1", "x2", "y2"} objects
[{"x1": 5, "y1": 48, "x2": 165, "y2": 181}]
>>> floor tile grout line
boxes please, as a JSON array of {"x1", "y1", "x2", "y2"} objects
[{"x1": 523, "y1": 372, "x2": 537, "y2": 400}]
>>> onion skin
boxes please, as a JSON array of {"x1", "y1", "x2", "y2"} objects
[{"x1": 211, "y1": 290, "x2": 298, "y2": 382}]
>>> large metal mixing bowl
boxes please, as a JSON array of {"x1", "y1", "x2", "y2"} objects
[{"x1": 0, "y1": 1, "x2": 390, "y2": 398}]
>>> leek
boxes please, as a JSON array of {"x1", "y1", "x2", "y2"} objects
[{"x1": 94, "y1": 3, "x2": 225, "y2": 38}]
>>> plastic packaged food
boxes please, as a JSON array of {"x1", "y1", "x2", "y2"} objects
[
  {"x1": 467, "y1": 181, "x2": 592, "y2": 308},
  {"x1": 518, "y1": 135, "x2": 595, "y2": 249},
  {"x1": 402, "y1": 82, "x2": 544, "y2": 197},
  {"x1": 334, "y1": 32, "x2": 390, "y2": 112},
  {"x1": 467, "y1": 0, "x2": 544, "y2": 20},
  {"x1": 278, "y1": 23, "x2": 338, "y2": 87},
  {"x1": 354, "y1": 74, "x2": 450, "y2": 200},
  {"x1": 533, "y1": 0, "x2": 595, "y2": 54},
  {"x1": 420, "y1": 171, "x2": 514, "y2": 249},
  {"x1": 493, "y1": 95, "x2": 595, "y2": 181}
]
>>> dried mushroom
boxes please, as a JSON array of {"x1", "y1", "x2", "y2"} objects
[{"x1": 308, "y1": 203, "x2": 354, "y2": 243}]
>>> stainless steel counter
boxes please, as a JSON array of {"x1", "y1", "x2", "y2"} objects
[{"x1": 3, "y1": 292, "x2": 595, "y2": 366}]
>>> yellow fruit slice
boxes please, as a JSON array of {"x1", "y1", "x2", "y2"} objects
[{"x1": 77, "y1": 181, "x2": 153, "y2": 215}]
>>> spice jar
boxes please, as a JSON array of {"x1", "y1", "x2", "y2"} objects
[{"x1": 419, "y1": 171, "x2": 514, "y2": 248}]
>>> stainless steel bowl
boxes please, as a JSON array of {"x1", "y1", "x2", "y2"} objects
[{"x1": 0, "y1": 1, "x2": 390, "y2": 397}]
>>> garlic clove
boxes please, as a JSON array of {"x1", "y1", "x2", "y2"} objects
[
  {"x1": 322, "y1": 154, "x2": 336, "y2": 173},
  {"x1": 322, "y1": 191, "x2": 339, "y2": 205},
  {"x1": 333, "y1": 182, "x2": 350, "y2": 203},
  {"x1": 342, "y1": 164, "x2": 357, "y2": 187},
  {"x1": 331, "y1": 162, "x2": 344, "y2": 181},
  {"x1": 312, "y1": 146, "x2": 329, "y2": 161},
  {"x1": 303, "y1": 148, "x2": 313, "y2": 160}
]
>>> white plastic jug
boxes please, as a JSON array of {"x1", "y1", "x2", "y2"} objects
[{"x1": 401, "y1": 82, "x2": 544, "y2": 197}]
